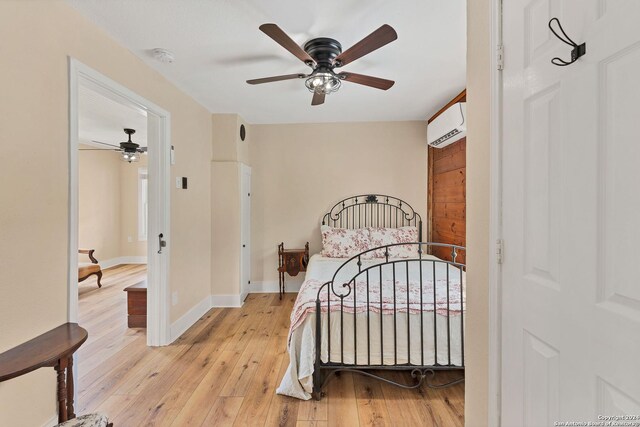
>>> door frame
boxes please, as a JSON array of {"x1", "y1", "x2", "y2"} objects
[
  {"x1": 239, "y1": 163, "x2": 251, "y2": 303},
  {"x1": 488, "y1": 0, "x2": 504, "y2": 424},
  {"x1": 68, "y1": 58, "x2": 172, "y2": 347}
]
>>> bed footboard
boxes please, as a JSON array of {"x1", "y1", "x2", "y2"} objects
[{"x1": 312, "y1": 242, "x2": 466, "y2": 399}]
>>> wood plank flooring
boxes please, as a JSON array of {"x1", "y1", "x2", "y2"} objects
[{"x1": 77, "y1": 265, "x2": 465, "y2": 426}]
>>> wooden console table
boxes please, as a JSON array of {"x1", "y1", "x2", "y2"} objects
[
  {"x1": 278, "y1": 242, "x2": 309, "y2": 299},
  {"x1": 124, "y1": 280, "x2": 147, "y2": 328},
  {"x1": 0, "y1": 323, "x2": 88, "y2": 424}
]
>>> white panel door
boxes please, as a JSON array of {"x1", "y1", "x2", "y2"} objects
[
  {"x1": 240, "y1": 164, "x2": 251, "y2": 302},
  {"x1": 502, "y1": 0, "x2": 640, "y2": 424}
]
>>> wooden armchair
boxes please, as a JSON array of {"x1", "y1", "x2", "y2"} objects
[{"x1": 78, "y1": 249, "x2": 102, "y2": 288}]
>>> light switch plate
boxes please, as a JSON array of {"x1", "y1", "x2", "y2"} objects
[
  {"x1": 172, "y1": 291, "x2": 178, "y2": 306},
  {"x1": 176, "y1": 177, "x2": 182, "y2": 189}
]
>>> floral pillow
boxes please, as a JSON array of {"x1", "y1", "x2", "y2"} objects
[
  {"x1": 320, "y1": 225, "x2": 373, "y2": 259},
  {"x1": 368, "y1": 226, "x2": 420, "y2": 258}
]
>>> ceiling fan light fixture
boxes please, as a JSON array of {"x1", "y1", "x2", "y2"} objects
[
  {"x1": 305, "y1": 71, "x2": 341, "y2": 95},
  {"x1": 121, "y1": 151, "x2": 139, "y2": 163},
  {"x1": 248, "y1": 24, "x2": 397, "y2": 105},
  {"x1": 120, "y1": 128, "x2": 140, "y2": 162}
]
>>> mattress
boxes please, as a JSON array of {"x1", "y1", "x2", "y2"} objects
[{"x1": 276, "y1": 254, "x2": 466, "y2": 400}]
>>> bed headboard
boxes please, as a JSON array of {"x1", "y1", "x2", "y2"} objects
[{"x1": 322, "y1": 194, "x2": 422, "y2": 239}]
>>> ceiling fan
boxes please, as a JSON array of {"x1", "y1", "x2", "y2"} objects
[
  {"x1": 246, "y1": 23, "x2": 397, "y2": 106},
  {"x1": 79, "y1": 128, "x2": 146, "y2": 163}
]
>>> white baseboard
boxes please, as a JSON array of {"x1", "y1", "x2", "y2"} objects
[
  {"x1": 121, "y1": 256, "x2": 148, "y2": 264},
  {"x1": 163, "y1": 278, "x2": 300, "y2": 344},
  {"x1": 101, "y1": 256, "x2": 148, "y2": 269},
  {"x1": 251, "y1": 279, "x2": 303, "y2": 293},
  {"x1": 211, "y1": 294, "x2": 244, "y2": 308},
  {"x1": 42, "y1": 415, "x2": 58, "y2": 427},
  {"x1": 169, "y1": 294, "x2": 212, "y2": 343}
]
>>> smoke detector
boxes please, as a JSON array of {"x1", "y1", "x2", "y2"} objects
[{"x1": 152, "y1": 48, "x2": 174, "y2": 64}]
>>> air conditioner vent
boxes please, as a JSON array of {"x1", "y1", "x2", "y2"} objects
[{"x1": 427, "y1": 102, "x2": 466, "y2": 148}]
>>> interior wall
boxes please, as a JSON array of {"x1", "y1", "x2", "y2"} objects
[
  {"x1": 0, "y1": 2, "x2": 212, "y2": 426},
  {"x1": 78, "y1": 147, "x2": 148, "y2": 263},
  {"x1": 210, "y1": 113, "x2": 250, "y2": 298},
  {"x1": 211, "y1": 162, "x2": 242, "y2": 296},
  {"x1": 249, "y1": 121, "x2": 427, "y2": 287},
  {"x1": 78, "y1": 148, "x2": 122, "y2": 262},
  {"x1": 465, "y1": 0, "x2": 491, "y2": 424},
  {"x1": 119, "y1": 156, "x2": 148, "y2": 258}
]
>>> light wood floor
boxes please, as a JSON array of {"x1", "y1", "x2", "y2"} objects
[{"x1": 77, "y1": 264, "x2": 464, "y2": 426}]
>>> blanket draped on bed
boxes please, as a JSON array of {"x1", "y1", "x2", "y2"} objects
[{"x1": 289, "y1": 278, "x2": 464, "y2": 335}]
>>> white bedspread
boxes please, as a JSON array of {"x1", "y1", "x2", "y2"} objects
[{"x1": 276, "y1": 254, "x2": 466, "y2": 400}]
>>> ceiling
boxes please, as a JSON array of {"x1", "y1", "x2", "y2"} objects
[
  {"x1": 79, "y1": 85, "x2": 148, "y2": 148},
  {"x1": 68, "y1": 0, "x2": 466, "y2": 124}
]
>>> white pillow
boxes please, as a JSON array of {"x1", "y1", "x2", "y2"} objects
[
  {"x1": 320, "y1": 225, "x2": 373, "y2": 259},
  {"x1": 367, "y1": 226, "x2": 420, "y2": 258}
]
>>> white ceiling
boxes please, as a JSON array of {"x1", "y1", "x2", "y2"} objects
[
  {"x1": 68, "y1": 0, "x2": 466, "y2": 124},
  {"x1": 79, "y1": 85, "x2": 148, "y2": 148}
]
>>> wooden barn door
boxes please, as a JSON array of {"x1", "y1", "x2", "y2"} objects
[{"x1": 427, "y1": 90, "x2": 466, "y2": 264}]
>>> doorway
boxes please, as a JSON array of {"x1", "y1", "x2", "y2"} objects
[
  {"x1": 68, "y1": 59, "x2": 171, "y2": 347},
  {"x1": 76, "y1": 83, "x2": 150, "y2": 348}
]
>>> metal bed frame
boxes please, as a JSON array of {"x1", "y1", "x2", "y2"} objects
[{"x1": 312, "y1": 194, "x2": 465, "y2": 399}]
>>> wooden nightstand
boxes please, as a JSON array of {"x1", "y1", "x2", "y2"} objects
[{"x1": 278, "y1": 242, "x2": 309, "y2": 299}]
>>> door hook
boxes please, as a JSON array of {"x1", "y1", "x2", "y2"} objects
[{"x1": 548, "y1": 17, "x2": 586, "y2": 66}]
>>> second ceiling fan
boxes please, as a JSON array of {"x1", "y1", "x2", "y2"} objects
[
  {"x1": 246, "y1": 23, "x2": 397, "y2": 106},
  {"x1": 79, "y1": 128, "x2": 146, "y2": 163}
]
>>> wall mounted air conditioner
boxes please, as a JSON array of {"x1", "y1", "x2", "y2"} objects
[{"x1": 427, "y1": 102, "x2": 466, "y2": 148}]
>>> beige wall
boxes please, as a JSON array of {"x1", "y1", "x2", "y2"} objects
[
  {"x1": 120, "y1": 158, "x2": 148, "y2": 258},
  {"x1": 78, "y1": 147, "x2": 148, "y2": 262},
  {"x1": 211, "y1": 162, "x2": 242, "y2": 296},
  {"x1": 0, "y1": 2, "x2": 212, "y2": 426},
  {"x1": 211, "y1": 114, "x2": 251, "y2": 297},
  {"x1": 212, "y1": 114, "x2": 251, "y2": 164},
  {"x1": 466, "y1": 0, "x2": 491, "y2": 424},
  {"x1": 78, "y1": 148, "x2": 123, "y2": 261},
  {"x1": 249, "y1": 121, "x2": 427, "y2": 285}
]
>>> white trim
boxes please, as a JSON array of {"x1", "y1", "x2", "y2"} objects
[
  {"x1": 251, "y1": 279, "x2": 304, "y2": 293},
  {"x1": 147, "y1": 112, "x2": 172, "y2": 347},
  {"x1": 211, "y1": 294, "x2": 243, "y2": 308},
  {"x1": 169, "y1": 294, "x2": 212, "y2": 343},
  {"x1": 98, "y1": 256, "x2": 148, "y2": 270},
  {"x1": 42, "y1": 415, "x2": 58, "y2": 427},
  {"x1": 68, "y1": 58, "x2": 171, "y2": 347},
  {"x1": 239, "y1": 163, "x2": 252, "y2": 304},
  {"x1": 68, "y1": 59, "x2": 79, "y2": 324},
  {"x1": 138, "y1": 167, "x2": 149, "y2": 242},
  {"x1": 489, "y1": 0, "x2": 504, "y2": 424}
]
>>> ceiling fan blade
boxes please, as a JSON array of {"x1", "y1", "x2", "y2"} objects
[
  {"x1": 90, "y1": 140, "x2": 120, "y2": 149},
  {"x1": 333, "y1": 24, "x2": 397, "y2": 67},
  {"x1": 138, "y1": 147, "x2": 148, "y2": 153},
  {"x1": 79, "y1": 148, "x2": 119, "y2": 151},
  {"x1": 339, "y1": 72, "x2": 395, "y2": 90},
  {"x1": 247, "y1": 73, "x2": 306, "y2": 85},
  {"x1": 259, "y1": 24, "x2": 315, "y2": 65},
  {"x1": 311, "y1": 91, "x2": 325, "y2": 106}
]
